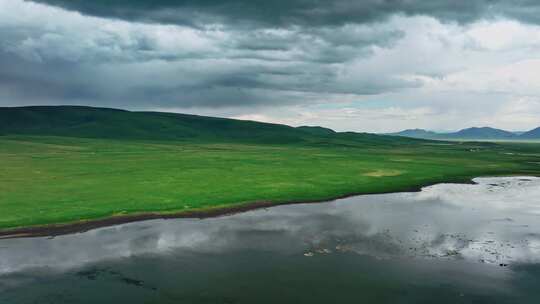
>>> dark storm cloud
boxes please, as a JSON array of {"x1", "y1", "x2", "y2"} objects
[
  {"x1": 0, "y1": 49, "x2": 101, "y2": 102},
  {"x1": 3, "y1": 0, "x2": 539, "y2": 112},
  {"x1": 30, "y1": 0, "x2": 540, "y2": 28},
  {"x1": 1, "y1": 0, "x2": 420, "y2": 108}
]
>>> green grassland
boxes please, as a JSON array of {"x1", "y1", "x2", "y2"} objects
[{"x1": 1, "y1": 106, "x2": 540, "y2": 231}]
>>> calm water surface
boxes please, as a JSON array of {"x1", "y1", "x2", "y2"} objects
[{"x1": 1, "y1": 177, "x2": 540, "y2": 303}]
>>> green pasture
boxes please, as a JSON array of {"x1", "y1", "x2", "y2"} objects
[{"x1": 1, "y1": 135, "x2": 539, "y2": 230}]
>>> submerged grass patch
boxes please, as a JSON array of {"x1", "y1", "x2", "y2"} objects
[{"x1": 1, "y1": 135, "x2": 540, "y2": 230}]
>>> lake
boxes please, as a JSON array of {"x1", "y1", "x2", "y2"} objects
[{"x1": 1, "y1": 177, "x2": 540, "y2": 303}]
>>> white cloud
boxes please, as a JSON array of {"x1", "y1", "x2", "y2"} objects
[{"x1": 466, "y1": 20, "x2": 540, "y2": 51}]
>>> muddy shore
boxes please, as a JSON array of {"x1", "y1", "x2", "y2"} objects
[{"x1": 0, "y1": 178, "x2": 481, "y2": 239}]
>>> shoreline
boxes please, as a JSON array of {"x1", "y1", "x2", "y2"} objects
[
  {"x1": 0, "y1": 177, "x2": 487, "y2": 240},
  {"x1": 8, "y1": 174, "x2": 536, "y2": 240}
]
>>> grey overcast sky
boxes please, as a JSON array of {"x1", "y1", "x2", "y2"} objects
[{"x1": 2, "y1": 0, "x2": 540, "y2": 132}]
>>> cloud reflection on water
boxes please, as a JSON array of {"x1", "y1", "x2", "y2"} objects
[{"x1": 1, "y1": 177, "x2": 539, "y2": 275}]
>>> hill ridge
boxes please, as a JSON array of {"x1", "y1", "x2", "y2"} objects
[{"x1": 0, "y1": 105, "x2": 419, "y2": 146}]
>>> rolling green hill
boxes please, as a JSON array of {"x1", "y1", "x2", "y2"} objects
[
  {"x1": 0, "y1": 106, "x2": 420, "y2": 146},
  {"x1": 0, "y1": 106, "x2": 305, "y2": 143}
]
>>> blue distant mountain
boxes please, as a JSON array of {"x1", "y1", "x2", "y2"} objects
[
  {"x1": 446, "y1": 127, "x2": 517, "y2": 139},
  {"x1": 389, "y1": 127, "x2": 540, "y2": 140},
  {"x1": 390, "y1": 129, "x2": 440, "y2": 139},
  {"x1": 520, "y1": 127, "x2": 540, "y2": 139}
]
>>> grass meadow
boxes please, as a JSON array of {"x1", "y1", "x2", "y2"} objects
[{"x1": 1, "y1": 135, "x2": 539, "y2": 230}]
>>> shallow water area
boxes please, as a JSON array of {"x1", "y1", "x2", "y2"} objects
[{"x1": 1, "y1": 177, "x2": 540, "y2": 303}]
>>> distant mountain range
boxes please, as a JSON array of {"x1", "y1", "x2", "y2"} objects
[{"x1": 388, "y1": 127, "x2": 540, "y2": 140}]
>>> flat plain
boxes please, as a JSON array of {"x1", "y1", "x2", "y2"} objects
[{"x1": 1, "y1": 132, "x2": 540, "y2": 231}]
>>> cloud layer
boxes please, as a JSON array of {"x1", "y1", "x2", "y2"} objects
[
  {"x1": 1, "y1": 0, "x2": 540, "y2": 132},
  {"x1": 31, "y1": 0, "x2": 540, "y2": 27}
]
